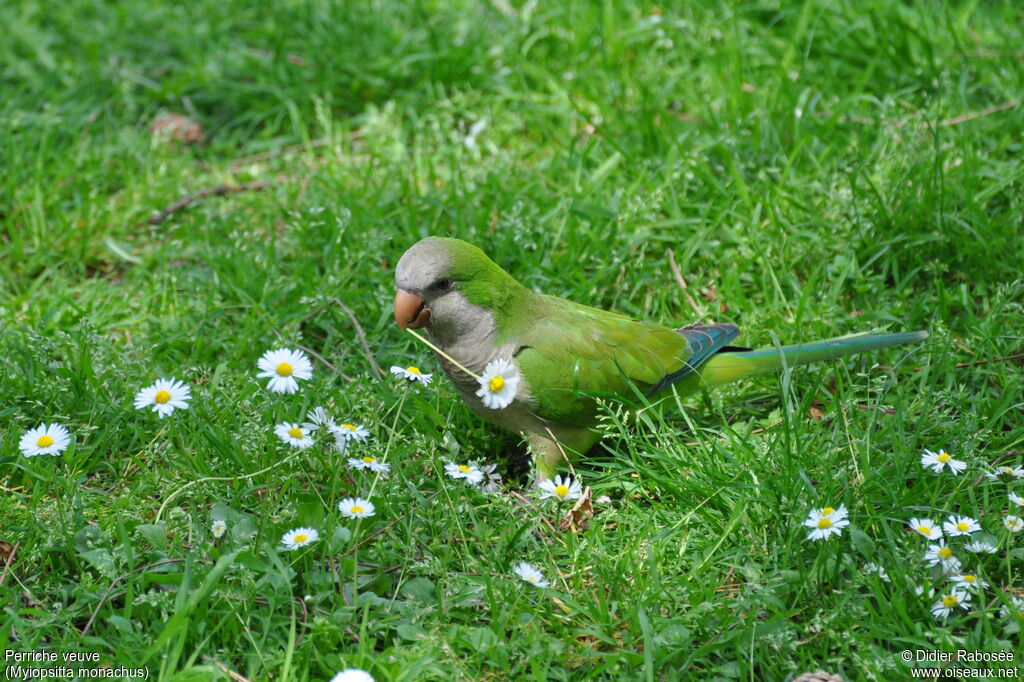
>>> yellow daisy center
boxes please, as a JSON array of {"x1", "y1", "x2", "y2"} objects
[
  {"x1": 917, "y1": 525, "x2": 931, "y2": 535},
  {"x1": 956, "y1": 522, "x2": 970, "y2": 531},
  {"x1": 350, "y1": 506, "x2": 363, "y2": 514},
  {"x1": 37, "y1": 435, "x2": 54, "y2": 447},
  {"x1": 362, "y1": 456, "x2": 376, "y2": 463},
  {"x1": 489, "y1": 375, "x2": 505, "y2": 392},
  {"x1": 937, "y1": 452, "x2": 951, "y2": 463},
  {"x1": 938, "y1": 547, "x2": 953, "y2": 559},
  {"x1": 154, "y1": 389, "x2": 172, "y2": 404},
  {"x1": 407, "y1": 366, "x2": 421, "y2": 374},
  {"x1": 554, "y1": 484, "x2": 569, "y2": 497},
  {"x1": 293, "y1": 534, "x2": 308, "y2": 543},
  {"x1": 288, "y1": 427, "x2": 303, "y2": 438},
  {"x1": 817, "y1": 518, "x2": 832, "y2": 529},
  {"x1": 276, "y1": 362, "x2": 293, "y2": 377},
  {"x1": 528, "y1": 576, "x2": 538, "y2": 582},
  {"x1": 942, "y1": 594, "x2": 959, "y2": 607},
  {"x1": 459, "y1": 465, "x2": 472, "y2": 473},
  {"x1": 821, "y1": 507, "x2": 835, "y2": 514},
  {"x1": 962, "y1": 575, "x2": 976, "y2": 583},
  {"x1": 342, "y1": 424, "x2": 357, "y2": 431}
]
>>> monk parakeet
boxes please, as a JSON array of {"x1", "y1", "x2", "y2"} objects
[{"x1": 394, "y1": 237, "x2": 927, "y2": 480}]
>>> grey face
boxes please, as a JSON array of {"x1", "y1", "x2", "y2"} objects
[
  {"x1": 395, "y1": 238, "x2": 452, "y2": 296},
  {"x1": 394, "y1": 238, "x2": 495, "y2": 349}
]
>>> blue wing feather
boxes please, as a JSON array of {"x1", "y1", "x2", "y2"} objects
[{"x1": 645, "y1": 323, "x2": 740, "y2": 395}]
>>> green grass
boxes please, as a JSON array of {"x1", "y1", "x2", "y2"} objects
[{"x1": 2, "y1": 0, "x2": 1024, "y2": 679}]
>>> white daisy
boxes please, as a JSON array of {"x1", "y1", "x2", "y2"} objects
[
  {"x1": 444, "y1": 461, "x2": 485, "y2": 486},
  {"x1": 281, "y1": 527, "x2": 319, "y2": 550},
  {"x1": 513, "y1": 561, "x2": 550, "y2": 588},
  {"x1": 475, "y1": 358, "x2": 520, "y2": 409},
  {"x1": 332, "y1": 422, "x2": 370, "y2": 442},
  {"x1": 1001, "y1": 596, "x2": 1024, "y2": 620},
  {"x1": 931, "y1": 590, "x2": 970, "y2": 619},
  {"x1": 864, "y1": 562, "x2": 891, "y2": 582},
  {"x1": 479, "y1": 463, "x2": 502, "y2": 494},
  {"x1": 303, "y1": 406, "x2": 336, "y2": 432},
  {"x1": 329, "y1": 670, "x2": 374, "y2": 682},
  {"x1": 347, "y1": 455, "x2": 390, "y2": 473},
  {"x1": 943, "y1": 515, "x2": 981, "y2": 537},
  {"x1": 134, "y1": 378, "x2": 191, "y2": 417},
  {"x1": 985, "y1": 465, "x2": 1024, "y2": 483},
  {"x1": 964, "y1": 540, "x2": 998, "y2": 554},
  {"x1": 803, "y1": 506, "x2": 851, "y2": 541},
  {"x1": 924, "y1": 541, "x2": 962, "y2": 573},
  {"x1": 338, "y1": 497, "x2": 375, "y2": 519},
  {"x1": 390, "y1": 365, "x2": 433, "y2": 385},
  {"x1": 211, "y1": 520, "x2": 227, "y2": 539},
  {"x1": 921, "y1": 448, "x2": 967, "y2": 474},
  {"x1": 538, "y1": 475, "x2": 583, "y2": 503},
  {"x1": 19, "y1": 423, "x2": 72, "y2": 457},
  {"x1": 1003, "y1": 515, "x2": 1024, "y2": 533},
  {"x1": 909, "y1": 518, "x2": 943, "y2": 540},
  {"x1": 257, "y1": 348, "x2": 313, "y2": 394},
  {"x1": 950, "y1": 573, "x2": 988, "y2": 591},
  {"x1": 813, "y1": 505, "x2": 848, "y2": 520},
  {"x1": 275, "y1": 422, "x2": 314, "y2": 449},
  {"x1": 1009, "y1": 492, "x2": 1024, "y2": 508}
]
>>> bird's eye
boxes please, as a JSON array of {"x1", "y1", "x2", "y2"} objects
[{"x1": 433, "y1": 278, "x2": 453, "y2": 292}]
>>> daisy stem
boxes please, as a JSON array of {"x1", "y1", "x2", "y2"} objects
[
  {"x1": 380, "y1": 389, "x2": 408, "y2": 463},
  {"x1": 404, "y1": 329, "x2": 480, "y2": 380},
  {"x1": 169, "y1": 417, "x2": 190, "y2": 469},
  {"x1": 154, "y1": 450, "x2": 301, "y2": 523},
  {"x1": 1004, "y1": 529, "x2": 1013, "y2": 586},
  {"x1": 351, "y1": 524, "x2": 360, "y2": 599}
]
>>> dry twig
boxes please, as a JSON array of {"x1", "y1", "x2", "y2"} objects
[
  {"x1": 81, "y1": 558, "x2": 186, "y2": 636},
  {"x1": 145, "y1": 181, "x2": 268, "y2": 226},
  {"x1": 340, "y1": 491, "x2": 441, "y2": 559},
  {"x1": 941, "y1": 101, "x2": 1017, "y2": 127},
  {"x1": 228, "y1": 133, "x2": 365, "y2": 170},
  {"x1": 666, "y1": 248, "x2": 703, "y2": 317},
  {"x1": 294, "y1": 343, "x2": 346, "y2": 379},
  {"x1": 0, "y1": 541, "x2": 19, "y2": 588},
  {"x1": 877, "y1": 352, "x2": 1024, "y2": 373},
  {"x1": 333, "y1": 298, "x2": 384, "y2": 379},
  {"x1": 202, "y1": 657, "x2": 252, "y2": 682}
]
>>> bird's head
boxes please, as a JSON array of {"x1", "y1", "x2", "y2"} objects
[{"x1": 394, "y1": 237, "x2": 525, "y2": 345}]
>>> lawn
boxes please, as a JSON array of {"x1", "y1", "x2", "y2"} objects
[{"x1": 2, "y1": 0, "x2": 1023, "y2": 680}]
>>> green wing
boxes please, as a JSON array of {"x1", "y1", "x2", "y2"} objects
[{"x1": 508, "y1": 296, "x2": 696, "y2": 426}]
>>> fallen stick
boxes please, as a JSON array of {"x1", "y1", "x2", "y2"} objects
[
  {"x1": 940, "y1": 101, "x2": 1017, "y2": 127},
  {"x1": 81, "y1": 558, "x2": 186, "y2": 636},
  {"x1": 666, "y1": 248, "x2": 703, "y2": 317},
  {"x1": 0, "y1": 541, "x2": 19, "y2": 588},
  {"x1": 333, "y1": 298, "x2": 385, "y2": 379},
  {"x1": 876, "y1": 352, "x2": 1024, "y2": 372},
  {"x1": 202, "y1": 657, "x2": 253, "y2": 682},
  {"x1": 146, "y1": 181, "x2": 268, "y2": 226}
]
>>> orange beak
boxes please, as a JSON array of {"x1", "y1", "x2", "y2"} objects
[{"x1": 394, "y1": 290, "x2": 431, "y2": 329}]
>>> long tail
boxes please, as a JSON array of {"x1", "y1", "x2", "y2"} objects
[{"x1": 677, "y1": 330, "x2": 928, "y2": 391}]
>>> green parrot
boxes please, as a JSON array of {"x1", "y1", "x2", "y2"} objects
[{"x1": 393, "y1": 237, "x2": 927, "y2": 480}]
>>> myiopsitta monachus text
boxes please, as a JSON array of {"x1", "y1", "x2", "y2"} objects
[{"x1": 393, "y1": 237, "x2": 927, "y2": 480}]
